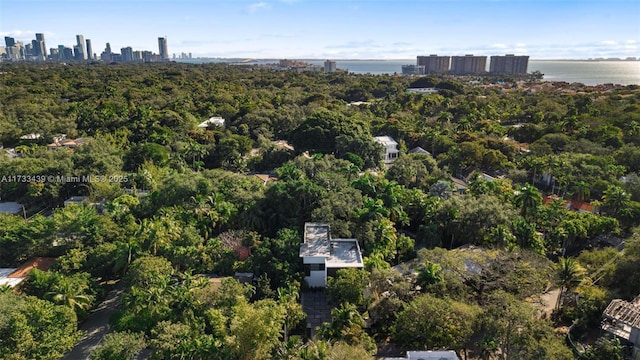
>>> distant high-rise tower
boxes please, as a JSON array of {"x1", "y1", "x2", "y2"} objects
[
  {"x1": 324, "y1": 60, "x2": 336, "y2": 73},
  {"x1": 158, "y1": 37, "x2": 168, "y2": 60},
  {"x1": 417, "y1": 55, "x2": 450, "y2": 73},
  {"x1": 76, "y1": 34, "x2": 86, "y2": 60},
  {"x1": 450, "y1": 55, "x2": 487, "y2": 75},
  {"x1": 85, "y1": 39, "x2": 93, "y2": 61},
  {"x1": 489, "y1": 54, "x2": 529, "y2": 74},
  {"x1": 73, "y1": 45, "x2": 84, "y2": 61},
  {"x1": 4, "y1": 36, "x2": 15, "y2": 47},
  {"x1": 402, "y1": 65, "x2": 425, "y2": 75},
  {"x1": 121, "y1": 47, "x2": 134, "y2": 62},
  {"x1": 101, "y1": 43, "x2": 112, "y2": 62},
  {"x1": 35, "y1": 33, "x2": 47, "y2": 60}
]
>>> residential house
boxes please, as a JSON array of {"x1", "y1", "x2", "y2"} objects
[
  {"x1": 47, "y1": 137, "x2": 89, "y2": 150},
  {"x1": 374, "y1": 136, "x2": 399, "y2": 165},
  {"x1": 385, "y1": 350, "x2": 460, "y2": 360},
  {"x1": 408, "y1": 146, "x2": 431, "y2": 156},
  {"x1": 450, "y1": 177, "x2": 468, "y2": 195},
  {"x1": 543, "y1": 195, "x2": 597, "y2": 214},
  {"x1": 299, "y1": 223, "x2": 363, "y2": 288},
  {"x1": 0, "y1": 257, "x2": 56, "y2": 288},
  {"x1": 601, "y1": 295, "x2": 640, "y2": 359}
]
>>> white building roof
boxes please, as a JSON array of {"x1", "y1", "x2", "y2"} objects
[
  {"x1": 325, "y1": 239, "x2": 363, "y2": 268},
  {"x1": 407, "y1": 351, "x2": 460, "y2": 360},
  {"x1": 384, "y1": 351, "x2": 460, "y2": 360},
  {"x1": 19, "y1": 133, "x2": 41, "y2": 140},
  {"x1": 299, "y1": 223, "x2": 363, "y2": 268},
  {"x1": 0, "y1": 268, "x2": 24, "y2": 288},
  {"x1": 198, "y1": 116, "x2": 225, "y2": 128},
  {"x1": 406, "y1": 88, "x2": 440, "y2": 95},
  {"x1": 300, "y1": 223, "x2": 330, "y2": 257},
  {"x1": 374, "y1": 136, "x2": 398, "y2": 147}
]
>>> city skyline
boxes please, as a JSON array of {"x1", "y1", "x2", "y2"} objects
[{"x1": 0, "y1": 0, "x2": 638, "y2": 60}]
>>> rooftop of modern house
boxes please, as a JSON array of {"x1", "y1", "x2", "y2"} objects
[{"x1": 299, "y1": 222, "x2": 363, "y2": 267}]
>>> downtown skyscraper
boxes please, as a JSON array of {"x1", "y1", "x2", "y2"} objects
[
  {"x1": 2, "y1": 32, "x2": 168, "y2": 63},
  {"x1": 75, "y1": 34, "x2": 86, "y2": 60},
  {"x1": 34, "y1": 33, "x2": 47, "y2": 61},
  {"x1": 158, "y1": 37, "x2": 168, "y2": 60},
  {"x1": 86, "y1": 39, "x2": 93, "y2": 61}
]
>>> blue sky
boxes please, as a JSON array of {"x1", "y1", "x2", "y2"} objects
[{"x1": 1, "y1": 0, "x2": 638, "y2": 59}]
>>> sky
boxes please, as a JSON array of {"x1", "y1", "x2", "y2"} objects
[{"x1": 1, "y1": 0, "x2": 639, "y2": 60}]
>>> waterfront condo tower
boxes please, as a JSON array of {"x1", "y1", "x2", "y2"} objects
[
  {"x1": 450, "y1": 54, "x2": 488, "y2": 75},
  {"x1": 324, "y1": 60, "x2": 337, "y2": 73},
  {"x1": 158, "y1": 37, "x2": 168, "y2": 60},
  {"x1": 489, "y1": 54, "x2": 529, "y2": 74},
  {"x1": 417, "y1": 54, "x2": 451, "y2": 73}
]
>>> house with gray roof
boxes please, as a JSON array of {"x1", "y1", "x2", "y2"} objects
[{"x1": 299, "y1": 223, "x2": 363, "y2": 288}]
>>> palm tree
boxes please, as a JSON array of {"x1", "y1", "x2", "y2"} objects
[
  {"x1": 515, "y1": 183, "x2": 542, "y2": 221},
  {"x1": 356, "y1": 198, "x2": 389, "y2": 223},
  {"x1": 46, "y1": 278, "x2": 94, "y2": 315},
  {"x1": 381, "y1": 181, "x2": 409, "y2": 226},
  {"x1": 14, "y1": 144, "x2": 34, "y2": 156},
  {"x1": 113, "y1": 239, "x2": 142, "y2": 276},
  {"x1": 429, "y1": 180, "x2": 453, "y2": 199},
  {"x1": 561, "y1": 115, "x2": 580, "y2": 135},
  {"x1": 602, "y1": 185, "x2": 631, "y2": 217},
  {"x1": 555, "y1": 257, "x2": 586, "y2": 310},
  {"x1": 571, "y1": 181, "x2": 591, "y2": 202},
  {"x1": 277, "y1": 285, "x2": 304, "y2": 343}
]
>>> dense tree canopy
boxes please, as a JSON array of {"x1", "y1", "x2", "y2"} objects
[{"x1": 1, "y1": 61, "x2": 639, "y2": 359}]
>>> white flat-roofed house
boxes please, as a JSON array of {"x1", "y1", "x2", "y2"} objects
[
  {"x1": 374, "y1": 136, "x2": 399, "y2": 165},
  {"x1": 299, "y1": 223, "x2": 363, "y2": 288}
]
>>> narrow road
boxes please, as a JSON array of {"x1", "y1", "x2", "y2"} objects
[
  {"x1": 61, "y1": 283, "x2": 125, "y2": 360},
  {"x1": 537, "y1": 288, "x2": 561, "y2": 319}
]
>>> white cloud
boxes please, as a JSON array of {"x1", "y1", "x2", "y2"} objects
[
  {"x1": 0, "y1": 30, "x2": 38, "y2": 40},
  {"x1": 247, "y1": 2, "x2": 270, "y2": 13}
]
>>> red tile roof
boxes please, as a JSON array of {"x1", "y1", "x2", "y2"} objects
[{"x1": 8, "y1": 257, "x2": 56, "y2": 278}]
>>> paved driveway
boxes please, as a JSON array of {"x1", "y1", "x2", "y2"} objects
[{"x1": 61, "y1": 284, "x2": 125, "y2": 360}]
